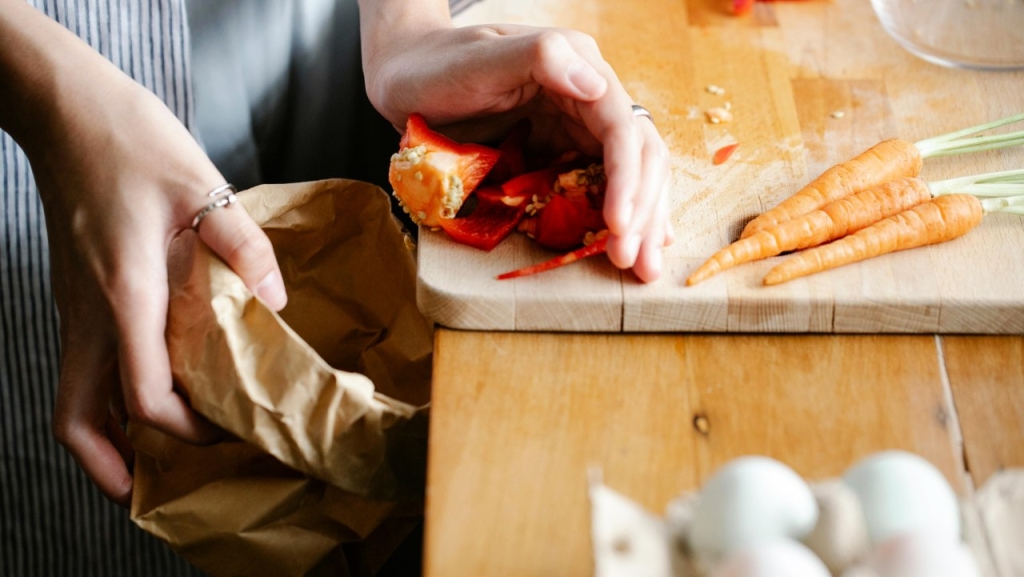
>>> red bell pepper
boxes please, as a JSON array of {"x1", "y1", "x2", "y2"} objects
[
  {"x1": 485, "y1": 119, "x2": 531, "y2": 185},
  {"x1": 389, "y1": 113, "x2": 501, "y2": 227},
  {"x1": 732, "y1": 0, "x2": 754, "y2": 14},
  {"x1": 533, "y1": 193, "x2": 603, "y2": 251},
  {"x1": 500, "y1": 166, "x2": 560, "y2": 199},
  {"x1": 438, "y1": 185, "x2": 528, "y2": 251}
]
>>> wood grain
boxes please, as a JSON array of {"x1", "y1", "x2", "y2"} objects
[
  {"x1": 943, "y1": 336, "x2": 1024, "y2": 488},
  {"x1": 424, "y1": 330, "x2": 966, "y2": 577},
  {"x1": 418, "y1": 0, "x2": 1024, "y2": 333}
]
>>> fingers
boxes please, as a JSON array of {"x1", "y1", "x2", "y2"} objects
[
  {"x1": 631, "y1": 187, "x2": 674, "y2": 283},
  {"x1": 195, "y1": 196, "x2": 288, "y2": 311},
  {"x1": 486, "y1": 26, "x2": 609, "y2": 103},
  {"x1": 52, "y1": 343, "x2": 134, "y2": 507},
  {"x1": 573, "y1": 74, "x2": 670, "y2": 279},
  {"x1": 525, "y1": 31, "x2": 608, "y2": 100},
  {"x1": 111, "y1": 264, "x2": 222, "y2": 446}
]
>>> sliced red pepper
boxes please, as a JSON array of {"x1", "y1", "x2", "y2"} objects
[
  {"x1": 390, "y1": 113, "x2": 501, "y2": 227},
  {"x1": 438, "y1": 185, "x2": 527, "y2": 251},
  {"x1": 533, "y1": 194, "x2": 594, "y2": 251},
  {"x1": 500, "y1": 166, "x2": 559, "y2": 199},
  {"x1": 713, "y1": 143, "x2": 740, "y2": 165},
  {"x1": 497, "y1": 237, "x2": 609, "y2": 280},
  {"x1": 732, "y1": 0, "x2": 754, "y2": 14},
  {"x1": 485, "y1": 119, "x2": 531, "y2": 185}
]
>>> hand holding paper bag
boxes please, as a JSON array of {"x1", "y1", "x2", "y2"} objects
[{"x1": 132, "y1": 179, "x2": 433, "y2": 576}]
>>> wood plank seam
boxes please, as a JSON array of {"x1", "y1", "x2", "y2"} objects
[{"x1": 936, "y1": 335, "x2": 1004, "y2": 577}]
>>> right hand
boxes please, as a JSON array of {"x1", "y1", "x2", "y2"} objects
[{"x1": 5, "y1": 8, "x2": 288, "y2": 507}]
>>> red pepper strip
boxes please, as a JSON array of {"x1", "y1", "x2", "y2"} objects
[
  {"x1": 439, "y1": 186, "x2": 528, "y2": 251},
  {"x1": 496, "y1": 237, "x2": 609, "y2": 280},
  {"x1": 713, "y1": 143, "x2": 740, "y2": 165}
]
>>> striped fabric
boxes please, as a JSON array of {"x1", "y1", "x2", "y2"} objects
[{"x1": 1, "y1": 2, "x2": 203, "y2": 575}]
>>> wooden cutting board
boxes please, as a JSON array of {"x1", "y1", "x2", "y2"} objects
[{"x1": 417, "y1": 0, "x2": 1024, "y2": 333}]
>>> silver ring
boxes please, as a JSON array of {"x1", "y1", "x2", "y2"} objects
[
  {"x1": 631, "y1": 104, "x2": 654, "y2": 124},
  {"x1": 190, "y1": 184, "x2": 238, "y2": 230}
]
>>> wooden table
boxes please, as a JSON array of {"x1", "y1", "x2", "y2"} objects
[{"x1": 423, "y1": 1, "x2": 1024, "y2": 576}]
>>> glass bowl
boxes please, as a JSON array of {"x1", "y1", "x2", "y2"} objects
[{"x1": 870, "y1": 0, "x2": 1024, "y2": 71}]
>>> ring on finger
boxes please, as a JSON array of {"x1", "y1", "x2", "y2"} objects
[
  {"x1": 190, "y1": 184, "x2": 238, "y2": 231},
  {"x1": 631, "y1": 104, "x2": 655, "y2": 125}
]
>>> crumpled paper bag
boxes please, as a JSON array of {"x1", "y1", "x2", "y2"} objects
[{"x1": 131, "y1": 179, "x2": 433, "y2": 577}]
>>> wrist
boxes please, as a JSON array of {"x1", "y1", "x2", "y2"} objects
[{"x1": 357, "y1": 0, "x2": 453, "y2": 124}]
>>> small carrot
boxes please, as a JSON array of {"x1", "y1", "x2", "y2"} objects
[
  {"x1": 762, "y1": 194, "x2": 984, "y2": 286},
  {"x1": 497, "y1": 236, "x2": 608, "y2": 280},
  {"x1": 687, "y1": 176, "x2": 933, "y2": 285},
  {"x1": 740, "y1": 112, "x2": 1024, "y2": 239}
]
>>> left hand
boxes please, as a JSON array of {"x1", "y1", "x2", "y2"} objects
[{"x1": 360, "y1": 20, "x2": 674, "y2": 282}]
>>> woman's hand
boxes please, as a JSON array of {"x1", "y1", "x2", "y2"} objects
[
  {"x1": 358, "y1": 5, "x2": 674, "y2": 282},
  {"x1": 1, "y1": 1, "x2": 287, "y2": 506}
]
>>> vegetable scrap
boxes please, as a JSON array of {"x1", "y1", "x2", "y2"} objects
[
  {"x1": 713, "y1": 143, "x2": 740, "y2": 165},
  {"x1": 705, "y1": 106, "x2": 733, "y2": 125},
  {"x1": 497, "y1": 234, "x2": 610, "y2": 280},
  {"x1": 388, "y1": 114, "x2": 611, "y2": 279},
  {"x1": 731, "y1": 0, "x2": 812, "y2": 16}
]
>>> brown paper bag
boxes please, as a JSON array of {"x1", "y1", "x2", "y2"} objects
[{"x1": 131, "y1": 179, "x2": 433, "y2": 577}]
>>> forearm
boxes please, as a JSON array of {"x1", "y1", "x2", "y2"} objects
[
  {"x1": 0, "y1": 0, "x2": 131, "y2": 156},
  {"x1": 356, "y1": 0, "x2": 452, "y2": 69}
]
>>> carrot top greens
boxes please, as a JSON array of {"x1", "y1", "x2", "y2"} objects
[{"x1": 914, "y1": 112, "x2": 1024, "y2": 159}]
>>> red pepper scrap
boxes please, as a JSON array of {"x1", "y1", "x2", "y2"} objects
[
  {"x1": 732, "y1": 0, "x2": 755, "y2": 15},
  {"x1": 438, "y1": 186, "x2": 528, "y2": 251},
  {"x1": 713, "y1": 143, "x2": 740, "y2": 165},
  {"x1": 497, "y1": 237, "x2": 610, "y2": 280}
]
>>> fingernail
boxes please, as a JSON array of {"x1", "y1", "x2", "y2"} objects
[
  {"x1": 256, "y1": 271, "x2": 288, "y2": 311},
  {"x1": 567, "y1": 61, "x2": 607, "y2": 99}
]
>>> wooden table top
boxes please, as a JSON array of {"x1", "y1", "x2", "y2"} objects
[{"x1": 424, "y1": 1, "x2": 1024, "y2": 576}]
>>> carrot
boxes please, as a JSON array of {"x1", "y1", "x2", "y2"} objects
[
  {"x1": 740, "y1": 112, "x2": 1024, "y2": 239},
  {"x1": 687, "y1": 176, "x2": 933, "y2": 285},
  {"x1": 762, "y1": 194, "x2": 984, "y2": 286},
  {"x1": 497, "y1": 236, "x2": 608, "y2": 280}
]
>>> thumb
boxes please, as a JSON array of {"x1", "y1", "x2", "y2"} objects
[{"x1": 195, "y1": 191, "x2": 287, "y2": 310}]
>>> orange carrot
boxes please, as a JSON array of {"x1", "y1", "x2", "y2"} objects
[
  {"x1": 740, "y1": 112, "x2": 1024, "y2": 239},
  {"x1": 497, "y1": 237, "x2": 608, "y2": 280},
  {"x1": 687, "y1": 177, "x2": 932, "y2": 285},
  {"x1": 762, "y1": 194, "x2": 984, "y2": 286},
  {"x1": 741, "y1": 139, "x2": 923, "y2": 238}
]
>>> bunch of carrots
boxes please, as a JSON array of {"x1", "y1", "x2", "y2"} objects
[{"x1": 687, "y1": 112, "x2": 1024, "y2": 287}]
